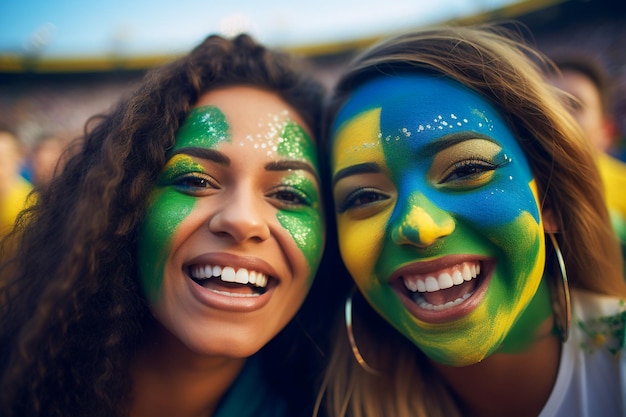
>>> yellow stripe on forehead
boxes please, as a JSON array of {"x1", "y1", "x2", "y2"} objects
[{"x1": 332, "y1": 108, "x2": 387, "y2": 172}]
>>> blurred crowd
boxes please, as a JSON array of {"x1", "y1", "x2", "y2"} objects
[{"x1": 1, "y1": 3, "x2": 625, "y2": 239}]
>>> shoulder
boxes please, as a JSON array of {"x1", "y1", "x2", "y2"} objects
[{"x1": 571, "y1": 289, "x2": 625, "y2": 356}]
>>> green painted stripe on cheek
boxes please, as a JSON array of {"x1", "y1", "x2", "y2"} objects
[
  {"x1": 276, "y1": 174, "x2": 323, "y2": 281},
  {"x1": 137, "y1": 188, "x2": 197, "y2": 303},
  {"x1": 138, "y1": 147, "x2": 214, "y2": 301}
]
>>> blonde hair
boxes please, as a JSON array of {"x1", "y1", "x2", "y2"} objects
[{"x1": 319, "y1": 24, "x2": 626, "y2": 417}]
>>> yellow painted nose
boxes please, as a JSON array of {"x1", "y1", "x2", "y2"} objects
[{"x1": 391, "y1": 193, "x2": 455, "y2": 247}]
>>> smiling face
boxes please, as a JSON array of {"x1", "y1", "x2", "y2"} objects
[
  {"x1": 137, "y1": 86, "x2": 324, "y2": 358},
  {"x1": 331, "y1": 74, "x2": 551, "y2": 366}
]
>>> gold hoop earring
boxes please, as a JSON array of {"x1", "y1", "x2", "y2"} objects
[
  {"x1": 345, "y1": 289, "x2": 381, "y2": 375},
  {"x1": 547, "y1": 232, "x2": 571, "y2": 342}
]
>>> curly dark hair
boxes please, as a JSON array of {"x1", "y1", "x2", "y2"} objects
[{"x1": 0, "y1": 33, "x2": 325, "y2": 417}]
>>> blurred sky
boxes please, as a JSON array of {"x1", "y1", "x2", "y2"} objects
[{"x1": 0, "y1": 0, "x2": 523, "y2": 58}]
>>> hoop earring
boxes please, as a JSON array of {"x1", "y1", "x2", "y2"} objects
[
  {"x1": 345, "y1": 289, "x2": 381, "y2": 375},
  {"x1": 547, "y1": 232, "x2": 571, "y2": 342}
]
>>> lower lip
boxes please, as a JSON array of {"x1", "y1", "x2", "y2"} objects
[
  {"x1": 187, "y1": 276, "x2": 274, "y2": 312},
  {"x1": 394, "y1": 270, "x2": 492, "y2": 324}
]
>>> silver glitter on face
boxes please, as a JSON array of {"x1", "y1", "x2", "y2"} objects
[
  {"x1": 385, "y1": 111, "x2": 495, "y2": 146},
  {"x1": 234, "y1": 110, "x2": 299, "y2": 158}
]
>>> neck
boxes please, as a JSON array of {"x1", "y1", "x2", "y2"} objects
[
  {"x1": 432, "y1": 317, "x2": 560, "y2": 417},
  {"x1": 130, "y1": 320, "x2": 246, "y2": 417}
]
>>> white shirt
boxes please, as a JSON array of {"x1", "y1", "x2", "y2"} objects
[{"x1": 539, "y1": 289, "x2": 626, "y2": 417}]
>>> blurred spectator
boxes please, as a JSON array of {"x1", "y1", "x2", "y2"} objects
[
  {"x1": 0, "y1": 125, "x2": 33, "y2": 240},
  {"x1": 28, "y1": 131, "x2": 77, "y2": 187},
  {"x1": 545, "y1": 52, "x2": 626, "y2": 265},
  {"x1": 546, "y1": 53, "x2": 620, "y2": 154}
]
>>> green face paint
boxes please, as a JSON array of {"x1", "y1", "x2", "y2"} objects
[
  {"x1": 173, "y1": 105, "x2": 231, "y2": 150},
  {"x1": 137, "y1": 169, "x2": 196, "y2": 302},
  {"x1": 138, "y1": 104, "x2": 324, "y2": 301},
  {"x1": 134, "y1": 87, "x2": 327, "y2": 360},
  {"x1": 275, "y1": 120, "x2": 324, "y2": 282},
  {"x1": 331, "y1": 75, "x2": 550, "y2": 366},
  {"x1": 276, "y1": 173, "x2": 323, "y2": 280},
  {"x1": 137, "y1": 106, "x2": 231, "y2": 302}
]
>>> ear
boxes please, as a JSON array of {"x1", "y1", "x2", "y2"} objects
[{"x1": 542, "y1": 207, "x2": 559, "y2": 233}]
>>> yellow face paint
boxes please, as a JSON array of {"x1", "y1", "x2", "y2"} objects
[{"x1": 331, "y1": 75, "x2": 550, "y2": 366}]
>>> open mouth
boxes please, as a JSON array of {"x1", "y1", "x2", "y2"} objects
[
  {"x1": 188, "y1": 264, "x2": 274, "y2": 297},
  {"x1": 390, "y1": 257, "x2": 493, "y2": 322},
  {"x1": 403, "y1": 261, "x2": 481, "y2": 311}
]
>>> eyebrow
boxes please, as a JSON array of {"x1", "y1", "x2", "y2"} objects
[
  {"x1": 418, "y1": 132, "x2": 499, "y2": 157},
  {"x1": 169, "y1": 147, "x2": 319, "y2": 182},
  {"x1": 332, "y1": 162, "x2": 381, "y2": 187},
  {"x1": 170, "y1": 147, "x2": 230, "y2": 165},
  {"x1": 266, "y1": 160, "x2": 320, "y2": 183}
]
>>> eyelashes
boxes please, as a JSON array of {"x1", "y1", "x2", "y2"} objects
[
  {"x1": 171, "y1": 172, "x2": 219, "y2": 194},
  {"x1": 163, "y1": 170, "x2": 318, "y2": 209},
  {"x1": 337, "y1": 187, "x2": 390, "y2": 213},
  {"x1": 437, "y1": 158, "x2": 501, "y2": 186}
]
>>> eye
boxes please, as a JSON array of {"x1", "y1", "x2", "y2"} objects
[
  {"x1": 172, "y1": 172, "x2": 219, "y2": 195},
  {"x1": 441, "y1": 159, "x2": 498, "y2": 183},
  {"x1": 338, "y1": 187, "x2": 389, "y2": 213},
  {"x1": 429, "y1": 138, "x2": 505, "y2": 190},
  {"x1": 268, "y1": 186, "x2": 311, "y2": 207}
]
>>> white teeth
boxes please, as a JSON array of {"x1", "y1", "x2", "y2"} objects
[
  {"x1": 402, "y1": 261, "x2": 481, "y2": 294},
  {"x1": 452, "y1": 270, "x2": 464, "y2": 285},
  {"x1": 425, "y1": 276, "x2": 439, "y2": 292},
  {"x1": 221, "y1": 267, "x2": 236, "y2": 282},
  {"x1": 438, "y1": 272, "x2": 453, "y2": 289},
  {"x1": 235, "y1": 268, "x2": 248, "y2": 284},
  {"x1": 412, "y1": 292, "x2": 471, "y2": 310},
  {"x1": 190, "y1": 265, "x2": 269, "y2": 288},
  {"x1": 463, "y1": 263, "x2": 472, "y2": 281}
]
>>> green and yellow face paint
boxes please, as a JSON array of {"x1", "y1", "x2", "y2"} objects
[
  {"x1": 331, "y1": 75, "x2": 550, "y2": 366},
  {"x1": 137, "y1": 104, "x2": 323, "y2": 303}
]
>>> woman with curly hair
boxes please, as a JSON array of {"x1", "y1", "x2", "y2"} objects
[
  {"x1": 0, "y1": 33, "x2": 327, "y2": 417},
  {"x1": 318, "y1": 25, "x2": 626, "y2": 417}
]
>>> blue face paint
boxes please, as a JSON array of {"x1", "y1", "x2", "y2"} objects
[{"x1": 331, "y1": 74, "x2": 549, "y2": 365}]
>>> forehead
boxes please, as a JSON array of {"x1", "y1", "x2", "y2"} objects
[
  {"x1": 172, "y1": 86, "x2": 314, "y2": 152},
  {"x1": 196, "y1": 86, "x2": 311, "y2": 136},
  {"x1": 333, "y1": 74, "x2": 513, "y2": 147},
  {"x1": 171, "y1": 86, "x2": 317, "y2": 165}
]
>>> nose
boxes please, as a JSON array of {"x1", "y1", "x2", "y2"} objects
[
  {"x1": 208, "y1": 189, "x2": 271, "y2": 243},
  {"x1": 390, "y1": 192, "x2": 455, "y2": 248}
]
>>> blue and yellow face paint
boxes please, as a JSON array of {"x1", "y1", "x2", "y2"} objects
[{"x1": 331, "y1": 74, "x2": 550, "y2": 366}]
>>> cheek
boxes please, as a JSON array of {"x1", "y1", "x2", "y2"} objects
[
  {"x1": 137, "y1": 190, "x2": 196, "y2": 301},
  {"x1": 276, "y1": 207, "x2": 325, "y2": 283},
  {"x1": 336, "y1": 211, "x2": 388, "y2": 290},
  {"x1": 483, "y1": 211, "x2": 545, "y2": 312}
]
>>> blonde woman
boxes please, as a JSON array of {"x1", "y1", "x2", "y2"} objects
[{"x1": 319, "y1": 25, "x2": 626, "y2": 417}]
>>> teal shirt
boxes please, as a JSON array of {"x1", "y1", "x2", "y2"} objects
[{"x1": 214, "y1": 356, "x2": 289, "y2": 417}]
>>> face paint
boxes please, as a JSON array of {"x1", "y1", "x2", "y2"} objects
[
  {"x1": 174, "y1": 105, "x2": 231, "y2": 149},
  {"x1": 275, "y1": 120, "x2": 323, "y2": 276},
  {"x1": 331, "y1": 74, "x2": 550, "y2": 366},
  {"x1": 276, "y1": 173, "x2": 323, "y2": 278},
  {"x1": 137, "y1": 106, "x2": 231, "y2": 302},
  {"x1": 135, "y1": 87, "x2": 325, "y2": 359}
]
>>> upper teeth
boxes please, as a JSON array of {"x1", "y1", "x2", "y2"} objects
[
  {"x1": 403, "y1": 262, "x2": 480, "y2": 293},
  {"x1": 190, "y1": 265, "x2": 268, "y2": 288}
]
